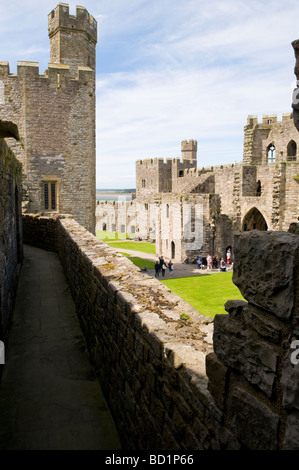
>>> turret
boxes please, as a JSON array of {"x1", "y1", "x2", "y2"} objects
[
  {"x1": 181, "y1": 140, "x2": 197, "y2": 167},
  {"x1": 48, "y1": 3, "x2": 97, "y2": 77}
]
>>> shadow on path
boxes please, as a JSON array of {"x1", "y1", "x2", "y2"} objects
[{"x1": 0, "y1": 245, "x2": 121, "y2": 450}]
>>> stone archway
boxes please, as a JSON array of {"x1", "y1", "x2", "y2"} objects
[{"x1": 242, "y1": 207, "x2": 268, "y2": 231}]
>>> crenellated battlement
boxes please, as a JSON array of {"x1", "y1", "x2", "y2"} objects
[
  {"x1": 243, "y1": 111, "x2": 298, "y2": 166},
  {"x1": 136, "y1": 157, "x2": 174, "y2": 167},
  {"x1": 181, "y1": 139, "x2": 197, "y2": 151},
  {"x1": 0, "y1": 61, "x2": 93, "y2": 83},
  {"x1": 48, "y1": 3, "x2": 97, "y2": 43},
  {"x1": 246, "y1": 113, "x2": 293, "y2": 128}
]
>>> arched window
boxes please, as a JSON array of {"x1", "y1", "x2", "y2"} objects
[
  {"x1": 267, "y1": 144, "x2": 275, "y2": 163},
  {"x1": 166, "y1": 204, "x2": 169, "y2": 218},
  {"x1": 179, "y1": 170, "x2": 184, "y2": 177},
  {"x1": 287, "y1": 140, "x2": 297, "y2": 161}
]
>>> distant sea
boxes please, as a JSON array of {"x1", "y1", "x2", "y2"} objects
[{"x1": 96, "y1": 189, "x2": 135, "y2": 202}]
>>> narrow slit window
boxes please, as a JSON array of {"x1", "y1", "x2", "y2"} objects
[
  {"x1": 51, "y1": 183, "x2": 56, "y2": 210},
  {"x1": 43, "y1": 182, "x2": 57, "y2": 211},
  {"x1": 44, "y1": 183, "x2": 49, "y2": 210}
]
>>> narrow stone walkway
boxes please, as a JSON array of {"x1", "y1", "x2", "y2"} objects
[{"x1": 0, "y1": 245, "x2": 121, "y2": 450}]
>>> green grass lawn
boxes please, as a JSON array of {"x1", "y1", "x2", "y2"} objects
[
  {"x1": 106, "y1": 240, "x2": 156, "y2": 254},
  {"x1": 161, "y1": 272, "x2": 245, "y2": 319},
  {"x1": 120, "y1": 253, "x2": 155, "y2": 269},
  {"x1": 96, "y1": 230, "x2": 135, "y2": 241}
]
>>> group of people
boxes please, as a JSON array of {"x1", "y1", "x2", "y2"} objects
[
  {"x1": 184, "y1": 248, "x2": 233, "y2": 272},
  {"x1": 154, "y1": 256, "x2": 174, "y2": 278},
  {"x1": 154, "y1": 248, "x2": 233, "y2": 278}
]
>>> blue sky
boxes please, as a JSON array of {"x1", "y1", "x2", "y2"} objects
[{"x1": 0, "y1": 0, "x2": 299, "y2": 188}]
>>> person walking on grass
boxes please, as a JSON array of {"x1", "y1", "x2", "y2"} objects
[{"x1": 168, "y1": 260, "x2": 174, "y2": 275}]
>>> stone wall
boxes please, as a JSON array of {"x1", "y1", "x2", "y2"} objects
[
  {"x1": 0, "y1": 4, "x2": 97, "y2": 234},
  {"x1": 210, "y1": 228, "x2": 299, "y2": 449},
  {"x1": 0, "y1": 138, "x2": 22, "y2": 354},
  {"x1": 0, "y1": 60, "x2": 96, "y2": 234},
  {"x1": 21, "y1": 213, "x2": 299, "y2": 449}
]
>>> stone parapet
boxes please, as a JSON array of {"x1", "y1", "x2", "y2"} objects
[{"x1": 20, "y1": 215, "x2": 299, "y2": 449}]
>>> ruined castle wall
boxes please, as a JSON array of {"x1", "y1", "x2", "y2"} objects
[
  {"x1": 96, "y1": 201, "x2": 120, "y2": 233},
  {"x1": 0, "y1": 139, "x2": 22, "y2": 347},
  {"x1": 213, "y1": 165, "x2": 237, "y2": 218},
  {"x1": 170, "y1": 168, "x2": 213, "y2": 194},
  {"x1": 21, "y1": 214, "x2": 299, "y2": 449},
  {"x1": 210, "y1": 160, "x2": 299, "y2": 233},
  {"x1": 155, "y1": 193, "x2": 216, "y2": 261},
  {"x1": 96, "y1": 200, "x2": 145, "y2": 238},
  {"x1": 243, "y1": 114, "x2": 299, "y2": 165},
  {"x1": 262, "y1": 116, "x2": 299, "y2": 164},
  {"x1": 280, "y1": 163, "x2": 299, "y2": 230},
  {"x1": 239, "y1": 162, "x2": 299, "y2": 231},
  {"x1": 136, "y1": 159, "x2": 172, "y2": 201},
  {"x1": 0, "y1": 62, "x2": 96, "y2": 233},
  {"x1": 171, "y1": 160, "x2": 198, "y2": 193}
]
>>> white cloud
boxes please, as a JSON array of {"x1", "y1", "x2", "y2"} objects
[
  {"x1": 0, "y1": 0, "x2": 298, "y2": 188},
  {"x1": 96, "y1": 60, "x2": 293, "y2": 187},
  {"x1": 95, "y1": 0, "x2": 299, "y2": 187}
]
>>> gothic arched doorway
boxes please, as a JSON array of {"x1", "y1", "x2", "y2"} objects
[{"x1": 242, "y1": 207, "x2": 268, "y2": 231}]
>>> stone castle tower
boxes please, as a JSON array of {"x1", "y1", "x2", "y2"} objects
[{"x1": 0, "y1": 4, "x2": 97, "y2": 233}]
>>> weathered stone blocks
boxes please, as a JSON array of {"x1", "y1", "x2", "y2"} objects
[
  {"x1": 229, "y1": 387, "x2": 279, "y2": 450},
  {"x1": 0, "y1": 137, "x2": 22, "y2": 351},
  {"x1": 233, "y1": 230, "x2": 299, "y2": 319},
  {"x1": 213, "y1": 303, "x2": 278, "y2": 398}
]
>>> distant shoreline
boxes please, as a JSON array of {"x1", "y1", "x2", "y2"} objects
[
  {"x1": 96, "y1": 189, "x2": 136, "y2": 193},
  {"x1": 96, "y1": 189, "x2": 135, "y2": 201}
]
